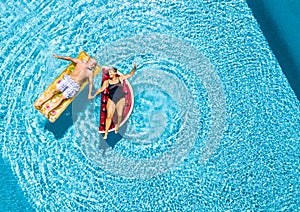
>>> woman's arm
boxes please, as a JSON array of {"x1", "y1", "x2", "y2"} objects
[
  {"x1": 120, "y1": 62, "x2": 137, "y2": 81},
  {"x1": 91, "y1": 80, "x2": 108, "y2": 99},
  {"x1": 53, "y1": 54, "x2": 81, "y2": 64}
]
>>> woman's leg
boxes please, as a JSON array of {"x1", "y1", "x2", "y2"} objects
[
  {"x1": 104, "y1": 99, "x2": 116, "y2": 139},
  {"x1": 115, "y1": 98, "x2": 125, "y2": 134}
]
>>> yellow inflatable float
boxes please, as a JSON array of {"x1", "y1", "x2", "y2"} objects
[{"x1": 33, "y1": 51, "x2": 101, "y2": 123}]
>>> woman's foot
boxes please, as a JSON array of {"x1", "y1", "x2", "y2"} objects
[
  {"x1": 103, "y1": 132, "x2": 108, "y2": 139},
  {"x1": 115, "y1": 127, "x2": 119, "y2": 134}
]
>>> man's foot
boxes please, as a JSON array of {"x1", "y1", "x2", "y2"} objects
[
  {"x1": 34, "y1": 101, "x2": 43, "y2": 109},
  {"x1": 46, "y1": 111, "x2": 52, "y2": 119},
  {"x1": 115, "y1": 127, "x2": 119, "y2": 134},
  {"x1": 46, "y1": 110, "x2": 56, "y2": 119}
]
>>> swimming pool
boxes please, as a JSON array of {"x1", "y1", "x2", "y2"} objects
[{"x1": 1, "y1": 0, "x2": 299, "y2": 211}]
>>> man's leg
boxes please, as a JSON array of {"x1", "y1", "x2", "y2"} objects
[
  {"x1": 35, "y1": 88, "x2": 60, "y2": 108},
  {"x1": 47, "y1": 95, "x2": 67, "y2": 118}
]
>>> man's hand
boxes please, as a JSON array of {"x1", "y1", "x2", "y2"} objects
[
  {"x1": 133, "y1": 62, "x2": 137, "y2": 69},
  {"x1": 53, "y1": 54, "x2": 78, "y2": 63}
]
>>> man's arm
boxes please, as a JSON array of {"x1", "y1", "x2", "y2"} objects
[
  {"x1": 88, "y1": 73, "x2": 94, "y2": 100},
  {"x1": 53, "y1": 54, "x2": 81, "y2": 64},
  {"x1": 121, "y1": 62, "x2": 137, "y2": 80}
]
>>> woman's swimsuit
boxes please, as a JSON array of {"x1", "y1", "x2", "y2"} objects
[{"x1": 108, "y1": 78, "x2": 125, "y2": 104}]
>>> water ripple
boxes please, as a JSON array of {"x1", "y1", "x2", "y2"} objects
[
  {"x1": 73, "y1": 34, "x2": 226, "y2": 179},
  {"x1": 0, "y1": 1, "x2": 227, "y2": 210}
]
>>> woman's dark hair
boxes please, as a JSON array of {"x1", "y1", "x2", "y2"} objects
[{"x1": 106, "y1": 67, "x2": 118, "y2": 76}]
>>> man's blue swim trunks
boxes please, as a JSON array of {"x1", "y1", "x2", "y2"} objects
[{"x1": 57, "y1": 74, "x2": 80, "y2": 99}]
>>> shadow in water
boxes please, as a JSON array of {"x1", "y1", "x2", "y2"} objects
[
  {"x1": 44, "y1": 105, "x2": 74, "y2": 139},
  {"x1": 247, "y1": 0, "x2": 300, "y2": 100}
]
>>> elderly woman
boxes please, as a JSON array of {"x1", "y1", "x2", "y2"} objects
[{"x1": 91, "y1": 63, "x2": 136, "y2": 139}]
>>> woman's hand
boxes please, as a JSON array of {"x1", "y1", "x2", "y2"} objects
[{"x1": 88, "y1": 94, "x2": 94, "y2": 100}]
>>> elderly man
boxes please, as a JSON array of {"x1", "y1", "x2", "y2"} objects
[{"x1": 34, "y1": 54, "x2": 97, "y2": 117}]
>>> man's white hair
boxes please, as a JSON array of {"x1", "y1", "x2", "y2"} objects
[{"x1": 89, "y1": 57, "x2": 97, "y2": 64}]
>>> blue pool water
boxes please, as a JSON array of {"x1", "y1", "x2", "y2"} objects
[{"x1": 1, "y1": 0, "x2": 300, "y2": 211}]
